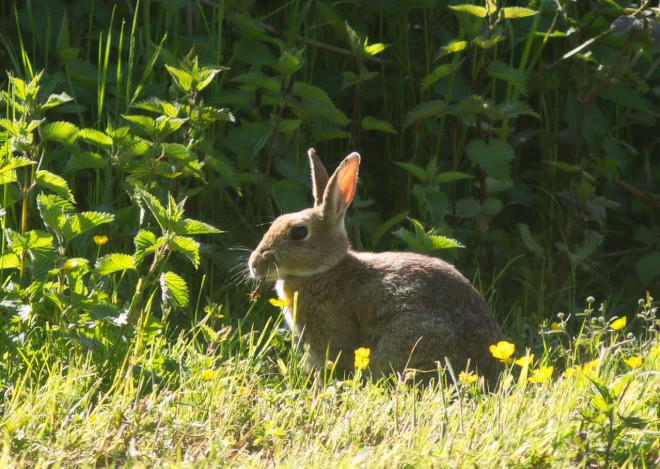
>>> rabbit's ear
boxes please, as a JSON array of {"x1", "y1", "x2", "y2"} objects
[
  {"x1": 308, "y1": 148, "x2": 329, "y2": 207},
  {"x1": 322, "y1": 152, "x2": 360, "y2": 222}
]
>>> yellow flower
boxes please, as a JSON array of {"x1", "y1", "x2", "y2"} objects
[
  {"x1": 581, "y1": 359, "x2": 599, "y2": 376},
  {"x1": 62, "y1": 259, "x2": 79, "y2": 271},
  {"x1": 170, "y1": 406, "x2": 178, "y2": 415},
  {"x1": 354, "y1": 347, "x2": 370, "y2": 370},
  {"x1": 459, "y1": 371, "x2": 479, "y2": 384},
  {"x1": 528, "y1": 365, "x2": 553, "y2": 383},
  {"x1": 269, "y1": 298, "x2": 288, "y2": 308},
  {"x1": 562, "y1": 366, "x2": 580, "y2": 379},
  {"x1": 650, "y1": 344, "x2": 660, "y2": 356},
  {"x1": 202, "y1": 369, "x2": 215, "y2": 381},
  {"x1": 550, "y1": 322, "x2": 563, "y2": 332},
  {"x1": 609, "y1": 316, "x2": 627, "y2": 331},
  {"x1": 514, "y1": 354, "x2": 534, "y2": 367},
  {"x1": 489, "y1": 341, "x2": 515, "y2": 363},
  {"x1": 624, "y1": 356, "x2": 643, "y2": 369},
  {"x1": 89, "y1": 412, "x2": 97, "y2": 423},
  {"x1": 93, "y1": 235, "x2": 109, "y2": 246}
]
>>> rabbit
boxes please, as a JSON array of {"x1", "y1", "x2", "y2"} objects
[{"x1": 249, "y1": 148, "x2": 502, "y2": 384}]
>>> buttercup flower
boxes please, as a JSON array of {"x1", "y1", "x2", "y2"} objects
[
  {"x1": 93, "y1": 235, "x2": 109, "y2": 246},
  {"x1": 609, "y1": 316, "x2": 627, "y2": 331},
  {"x1": 459, "y1": 371, "x2": 479, "y2": 384},
  {"x1": 490, "y1": 341, "x2": 515, "y2": 363},
  {"x1": 62, "y1": 259, "x2": 79, "y2": 271},
  {"x1": 514, "y1": 354, "x2": 534, "y2": 367},
  {"x1": 202, "y1": 369, "x2": 215, "y2": 381},
  {"x1": 269, "y1": 298, "x2": 288, "y2": 308},
  {"x1": 354, "y1": 347, "x2": 370, "y2": 370},
  {"x1": 624, "y1": 356, "x2": 643, "y2": 369},
  {"x1": 528, "y1": 366, "x2": 553, "y2": 383}
]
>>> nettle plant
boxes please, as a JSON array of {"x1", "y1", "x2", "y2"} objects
[{"x1": 0, "y1": 60, "x2": 224, "y2": 362}]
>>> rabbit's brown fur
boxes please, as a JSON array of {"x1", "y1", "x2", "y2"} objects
[{"x1": 249, "y1": 149, "x2": 502, "y2": 384}]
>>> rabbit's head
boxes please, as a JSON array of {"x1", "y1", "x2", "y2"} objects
[{"x1": 249, "y1": 149, "x2": 360, "y2": 281}]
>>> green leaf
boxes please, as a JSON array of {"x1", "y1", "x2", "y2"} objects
[
  {"x1": 78, "y1": 128, "x2": 113, "y2": 149},
  {"x1": 292, "y1": 82, "x2": 335, "y2": 108},
  {"x1": 501, "y1": 7, "x2": 537, "y2": 19},
  {"x1": 134, "y1": 97, "x2": 180, "y2": 117},
  {"x1": 165, "y1": 64, "x2": 193, "y2": 92},
  {"x1": 449, "y1": 4, "x2": 488, "y2": 17},
  {"x1": 64, "y1": 151, "x2": 106, "y2": 172},
  {"x1": 403, "y1": 100, "x2": 448, "y2": 127},
  {"x1": 135, "y1": 187, "x2": 168, "y2": 231},
  {"x1": 487, "y1": 61, "x2": 526, "y2": 94},
  {"x1": 465, "y1": 138, "x2": 515, "y2": 180},
  {"x1": 435, "y1": 40, "x2": 468, "y2": 60},
  {"x1": 394, "y1": 162, "x2": 427, "y2": 182},
  {"x1": 0, "y1": 156, "x2": 34, "y2": 185},
  {"x1": 231, "y1": 73, "x2": 282, "y2": 94},
  {"x1": 432, "y1": 171, "x2": 474, "y2": 184},
  {"x1": 35, "y1": 170, "x2": 75, "y2": 202},
  {"x1": 96, "y1": 253, "x2": 136, "y2": 275},
  {"x1": 275, "y1": 50, "x2": 302, "y2": 77},
  {"x1": 170, "y1": 236, "x2": 200, "y2": 268},
  {"x1": 61, "y1": 211, "x2": 114, "y2": 242},
  {"x1": 364, "y1": 43, "x2": 388, "y2": 56},
  {"x1": 370, "y1": 211, "x2": 410, "y2": 247},
  {"x1": 196, "y1": 66, "x2": 227, "y2": 91},
  {"x1": 176, "y1": 218, "x2": 222, "y2": 235},
  {"x1": 133, "y1": 230, "x2": 163, "y2": 265},
  {"x1": 473, "y1": 35, "x2": 504, "y2": 49},
  {"x1": 40, "y1": 121, "x2": 79, "y2": 145},
  {"x1": 362, "y1": 116, "x2": 397, "y2": 134},
  {"x1": 160, "y1": 271, "x2": 189, "y2": 308},
  {"x1": 635, "y1": 251, "x2": 660, "y2": 285},
  {"x1": 0, "y1": 253, "x2": 20, "y2": 270},
  {"x1": 492, "y1": 101, "x2": 539, "y2": 120},
  {"x1": 422, "y1": 64, "x2": 455, "y2": 91},
  {"x1": 271, "y1": 180, "x2": 309, "y2": 213},
  {"x1": 39, "y1": 92, "x2": 74, "y2": 111},
  {"x1": 518, "y1": 223, "x2": 543, "y2": 255}
]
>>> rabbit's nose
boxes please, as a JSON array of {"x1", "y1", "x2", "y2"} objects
[{"x1": 248, "y1": 249, "x2": 272, "y2": 279}]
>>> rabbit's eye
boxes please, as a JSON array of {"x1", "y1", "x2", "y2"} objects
[{"x1": 289, "y1": 224, "x2": 309, "y2": 240}]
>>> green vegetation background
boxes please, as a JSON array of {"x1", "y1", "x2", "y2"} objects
[{"x1": 1, "y1": 0, "x2": 659, "y2": 467}]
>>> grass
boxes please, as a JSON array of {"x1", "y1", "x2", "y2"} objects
[{"x1": 2, "y1": 299, "x2": 659, "y2": 468}]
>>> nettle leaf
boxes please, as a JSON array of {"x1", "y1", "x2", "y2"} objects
[
  {"x1": 65, "y1": 151, "x2": 106, "y2": 172},
  {"x1": 364, "y1": 42, "x2": 388, "y2": 56},
  {"x1": 435, "y1": 40, "x2": 468, "y2": 60},
  {"x1": 135, "y1": 187, "x2": 168, "y2": 231},
  {"x1": 231, "y1": 73, "x2": 282, "y2": 94},
  {"x1": 199, "y1": 106, "x2": 235, "y2": 123},
  {"x1": 134, "y1": 230, "x2": 164, "y2": 264},
  {"x1": 154, "y1": 116, "x2": 188, "y2": 138},
  {"x1": 492, "y1": 101, "x2": 539, "y2": 120},
  {"x1": 96, "y1": 253, "x2": 136, "y2": 275},
  {"x1": 474, "y1": 35, "x2": 504, "y2": 49},
  {"x1": 449, "y1": 4, "x2": 488, "y2": 17},
  {"x1": 395, "y1": 162, "x2": 427, "y2": 182},
  {"x1": 170, "y1": 236, "x2": 200, "y2": 268},
  {"x1": 61, "y1": 211, "x2": 114, "y2": 242},
  {"x1": 275, "y1": 50, "x2": 302, "y2": 77},
  {"x1": 362, "y1": 116, "x2": 397, "y2": 134},
  {"x1": 36, "y1": 194, "x2": 72, "y2": 241},
  {"x1": 501, "y1": 7, "x2": 537, "y2": 19},
  {"x1": 160, "y1": 271, "x2": 189, "y2": 308},
  {"x1": 0, "y1": 156, "x2": 33, "y2": 184},
  {"x1": 433, "y1": 171, "x2": 474, "y2": 184},
  {"x1": 465, "y1": 138, "x2": 515, "y2": 180},
  {"x1": 36, "y1": 170, "x2": 75, "y2": 202},
  {"x1": 519, "y1": 223, "x2": 543, "y2": 255},
  {"x1": 176, "y1": 218, "x2": 222, "y2": 235},
  {"x1": 487, "y1": 61, "x2": 526, "y2": 94},
  {"x1": 135, "y1": 97, "x2": 181, "y2": 118},
  {"x1": 403, "y1": 100, "x2": 448, "y2": 127},
  {"x1": 40, "y1": 121, "x2": 79, "y2": 145},
  {"x1": 78, "y1": 128, "x2": 113, "y2": 149},
  {"x1": 165, "y1": 64, "x2": 193, "y2": 92},
  {"x1": 0, "y1": 253, "x2": 20, "y2": 270},
  {"x1": 122, "y1": 114, "x2": 155, "y2": 134},
  {"x1": 422, "y1": 64, "x2": 455, "y2": 91},
  {"x1": 196, "y1": 66, "x2": 227, "y2": 91},
  {"x1": 292, "y1": 82, "x2": 335, "y2": 108},
  {"x1": 39, "y1": 92, "x2": 73, "y2": 111}
]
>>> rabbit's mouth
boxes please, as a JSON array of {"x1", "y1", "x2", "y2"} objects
[{"x1": 248, "y1": 250, "x2": 279, "y2": 281}]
